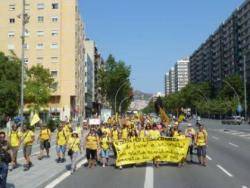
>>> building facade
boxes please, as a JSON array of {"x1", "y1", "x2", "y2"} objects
[
  {"x1": 84, "y1": 39, "x2": 95, "y2": 117},
  {"x1": 164, "y1": 73, "x2": 170, "y2": 96},
  {"x1": 169, "y1": 67, "x2": 176, "y2": 94},
  {"x1": 0, "y1": 0, "x2": 86, "y2": 120},
  {"x1": 189, "y1": 0, "x2": 250, "y2": 96},
  {"x1": 174, "y1": 58, "x2": 189, "y2": 92}
]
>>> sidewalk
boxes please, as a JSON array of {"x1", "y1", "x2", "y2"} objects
[{"x1": 7, "y1": 131, "x2": 88, "y2": 188}]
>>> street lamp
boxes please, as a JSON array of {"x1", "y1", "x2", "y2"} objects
[
  {"x1": 222, "y1": 80, "x2": 241, "y2": 106},
  {"x1": 114, "y1": 79, "x2": 130, "y2": 114},
  {"x1": 119, "y1": 96, "x2": 131, "y2": 114},
  {"x1": 243, "y1": 55, "x2": 248, "y2": 121}
]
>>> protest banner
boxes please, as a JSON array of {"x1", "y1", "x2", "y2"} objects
[{"x1": 114, "y1": 137, "x2": 189, "y2": 166}]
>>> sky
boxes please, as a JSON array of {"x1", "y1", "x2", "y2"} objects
[{"x1": 79, "y1": 0, "x2": 244, "y2": 94}]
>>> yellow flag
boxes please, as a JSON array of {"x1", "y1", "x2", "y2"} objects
[
  {"x1": 30, "y1": 113, "x2": 40, "y2": 126},
  {"x1": 159, "y1": 107, "x2": 170, "y2": 124}
]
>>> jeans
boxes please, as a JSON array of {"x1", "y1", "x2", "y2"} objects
[
  {"x1": 0, "y1": 163, "x2": 8, "y2": 188},
  {"x1": 71, "y1": 152, "x2": 79, "y2": 173}
]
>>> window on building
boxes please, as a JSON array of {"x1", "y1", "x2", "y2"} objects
[
  {"x1": 51, "y1": 57, "x2": 59, "y2": 63},
  {"x1": 51, "y1": 70, "x2": 58, "y2": 77},
  {"x1": 51, "y1": 30, "x2": 59, "y2": 36},
  {"x1": 9, "y1": 4, "x2": 15, "y2": 11},
  {"x1": 8, "y1": 31, "x2": 15, "y2": 38},
  {"x1": 37, "y1": 16, "x2": 44, "y2": 23},
  {"x1": 36, "y1": 43, "x2": 44, "y2": 49},
  {"x1": 52, "y1": 16, "x2": 58, "y2": 22},
  {"x1": 37, "y1": 3, "x2": 45, "y2": 10},
  {"x1": 50, "y1": 82, "x2": 58, "y2": 90},
  {"x1": 51, "y1": 43, "x2": 58, "y2": 49},
  {"x1": 9, "y1": 18, "x2": 15, "y2": 24},
  {"x1": 8, "y1": 44, "x2": 15, "y2": 50},
  {"x1": 52, "y1": 3, "x2": 59, "y2": 9},
  {"x1": 24, "y1": 43, "x2": 29, "y2": 49},
  {"x1": 37, "y1": 31, "x2": 44, "y2": 36},
  {"x1": 25, "y1": 4, "x2": 30, "y2": 11},
  {"x1": 37, "y1": 57, "x2": 43, "y2": 63}
]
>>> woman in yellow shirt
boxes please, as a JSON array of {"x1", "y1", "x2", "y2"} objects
[
  {"x1": 22, "y1": 126, "x2": 35, "y2": 171},
  {"x1": 195, "y1": 124, "x2": 208, "y2": 167},
  {"x1": 67, "y1": 131, "x2": 81, "y2": 174},
  {"x1": 8, "y1": 124, "x2": 21, "y2": 170},
  {"x1": 100, "y1": 131, "x2": 111, "y2": 167},
  {"x1": 38, "y1": 125, "x2": 51, "y2": 160},
  {"x1": 85, "y1": 128, "x2": 99, "y2": 168}
]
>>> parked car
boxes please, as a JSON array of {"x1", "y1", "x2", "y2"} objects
[{"x1": 222, "y1": 116, "x2": 243, "y2": 125}]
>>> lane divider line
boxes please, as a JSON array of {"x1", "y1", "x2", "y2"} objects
[
  {"x1": 229, "y1": 142, "x2": 239, "y2": 148},
  {"x1": 44, "y1": 158, "x2": 87, "y2": 188},
  {"x1": 144, "y1": 166, "x2": 154, "y2": 188},
  {"x1": 206, "y1": 155, "x2": 212, "y2": 161},
  {"x1": 242, "y1": 185, "x2": 248, "y2": 188},
  {"x1": 216, "y1": 164, "x2": 233, "y2": 177}
]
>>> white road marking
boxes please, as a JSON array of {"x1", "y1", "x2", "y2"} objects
[
  {"x1": 45, "y1": 158, "x2": 87, "y2": 188},
  {"x1": 242, "y1": 185, "x2": 248, "y2": 188},
  {"x1": 144, "y1": 165, "x2": 154, "y2": 188},
  {"x1": 206, "y1": 155, "x2": 212, "y2": 161},
  {"x1": 212, "y1": 136, "x2": 219, "y2": 140},
  {"x1": 216, "y1": 164, "x2": 233, "y2": 177},
  {"x1": 229, "y1": 142, "x2": 239, "y2": 148}
]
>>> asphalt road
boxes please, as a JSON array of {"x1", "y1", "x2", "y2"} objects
[{"x1": 51, "y1": 120, "x2": 250, "y2": 188}]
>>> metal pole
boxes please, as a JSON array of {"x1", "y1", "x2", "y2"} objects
[
  {"x1": 223, "y1": 80, "x2": 241, "y2": 105},
  {"x1": 244, "y1": 55, "x2": 248, "y2": 120},
  {"x1": 119, "y1": 96, "x2": 130, "y2": 114},
  {"x1": 114, "y1": 80, "x2": 128, "y2": 114},
  {"x1": 20, "y1": 0, "x2": 26, "y2": 127}
]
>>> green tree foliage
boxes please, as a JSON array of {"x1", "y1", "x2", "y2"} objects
[
  {"x1": 97, "y1": 55, "x2": 132, "y2": 113},
  {"x1": 0, "y1": 52, "x2": 21, "y2": 119},
  {"x1": 25, "y1": 64, "x2": 55, "y2": 112}
]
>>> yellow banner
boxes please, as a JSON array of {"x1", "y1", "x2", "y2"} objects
[
  {"x1": 30, "y1": 113, "x2": 40, "y2": 126},
  {"x1": 114, "y1": 137, "x2": 189, "y2": 166}
]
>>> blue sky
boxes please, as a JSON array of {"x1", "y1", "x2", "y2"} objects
[{"x1": 79, "y1": 0, "x2": 244, "y2": 94}]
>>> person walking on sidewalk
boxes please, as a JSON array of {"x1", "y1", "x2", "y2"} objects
[
  {"x1": 56, "y1": 125, "x2": 67, "y2": 163},
  {"x1": 8, "y1": 124, "x2": 21, "y2": 170},
  {"x1": 67, "y1": 131, "x2": 81, "y2": 174},
  {"x1": 0, "y1": 131, "x2": 11, "y2": 188},
  {"x1": 85, "y1": 128, "x2": 99, "y2": 168},
  {"x1": 38, "y1": 125, "x2": 51, "y2": 160},
  {"x1": 21, "y1": 126, "x2": 35, "y2": 171}
]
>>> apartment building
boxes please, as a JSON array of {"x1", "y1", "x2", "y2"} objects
[
  {"x1": 0, "y1": 0, "x2": 86, "y2": 120},
  {"x1": 174, "y1": 58, "x2": 189, "y2": 92}
]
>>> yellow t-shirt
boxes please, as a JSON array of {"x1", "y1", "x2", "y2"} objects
[
  {"x1": 86, "y1": 135, "x2": 99, "y2": 150},
  {"x1": 40, "y1": 128, "x2": 51, "y2": 141},
  {"x1": 57, "y1": 130, "x2": 67, "y2": 146},
  {"x1": 9, "y1": 131, "x2": 21, "y2": 147},
  {"x1": 176, "y1": 134, "x2": 186, "y2": 140},
  {"x1": 63, "y1": 124, "x2": 71, "y2": 140},
  {"x1": 100, "y1": 136, "x2": 110, "y2": 150},
  {"x1": 121, "y1": 128, "x2": 128, "y2": 140},
  {"x1": 68, "y1": 137, "x2": 80, "y2": 152},
  {"x1": 76, "y1": 127, "x2": 82, "y2": 137},
  {"x1": 172, "y1": 131, "x2": 179, "y2": 138},
  {"x1": 196, "y1": 131, "x2": 207, "y2": 146},
  {"x1": 139, "y1": 130, "x2": 146, "y2": 138},
  {"x1": 112, "y1": 130, "x2": 119, "y2": 141},
  {"x1": 148, "y1": 130, "x2": 160, "y2": 139},
  {"x1": 23, "y1": 130, "x2": 34, "y2": 146}
]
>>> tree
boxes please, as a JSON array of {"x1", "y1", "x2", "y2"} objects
[
  {"x1": 25, "y1": 65, "x2": 55, "y2": 113},
  {"x1": 97, "y1": 55, "x2": 132, "y2": 113},
  {"x1": 0, "y1": 52, "x2": 21, "y2": 121}
]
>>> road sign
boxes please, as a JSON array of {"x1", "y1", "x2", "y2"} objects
[{"x1": 237, "y1": 104, "x2": 243, "y2": 113}]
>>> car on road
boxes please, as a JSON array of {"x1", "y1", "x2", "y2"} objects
[{"x1": 222, "y1": 116, "x2": 243, "y2": 125}]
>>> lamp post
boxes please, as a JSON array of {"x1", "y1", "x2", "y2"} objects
[
  {"x1": 114, "y1": 79, "x2": 129, "y2": 114},
  {"x1": 243, "y1": 55, "x2": 248, "y2": 121},
  {"x1": 222, "y1": 80, "x2": 241, "y2": 106},
  {"x1": 119, "y1": 96, "x2": 130, "y2": 114}
]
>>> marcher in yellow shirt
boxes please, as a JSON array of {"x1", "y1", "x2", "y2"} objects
[
  {"x1": 22, "y1": 126, "x2": 35, "y2": 171},
  {"x1": 195, "y1": 124, "x2": 208, "y2": 167},
  {"x1": 100, "y1": 132, "x2": 111, "y2": 167},
  {"x1": 67, "y1": 131, "x2": 81, "y2": 174},
  {"x1": 56, "y1": 125, "x2": 67, "y2": 163},
  {"x1": 185, "y1": 123, "x2": 196, "y2": 163},
  {"x1": 121, "y1": 125, "x2": 128, "y2": 140},
  {"x1": 8, "y1": 124, "x2": 21, "y2": 170},
  {"x1": 38, "y1": 125, "x2": 51, "y2": 160},
  {"x1": 85, "y1": 128, "x2": 99, "y2": 168}
]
